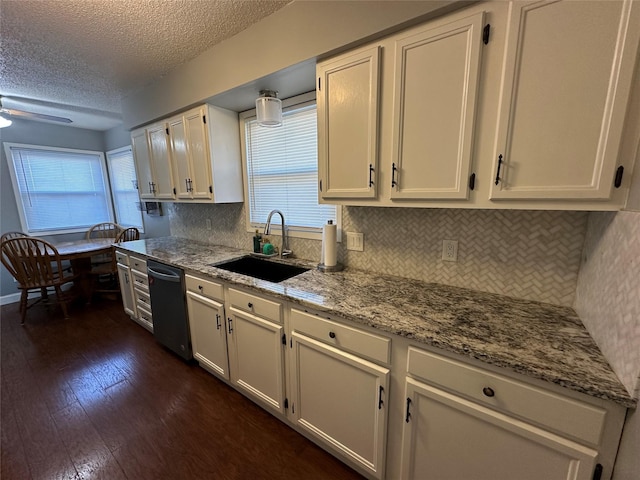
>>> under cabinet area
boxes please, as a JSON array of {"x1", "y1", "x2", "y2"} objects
[
  {"x1": 131, "y1": 104, "x2": 243, "y2": 204},
  {"x1": 288, "y1": 308, "x2": 391, "y2": 480},
  {"x1": 398, "y1": 347, "x2": 626, "y2": 480}
]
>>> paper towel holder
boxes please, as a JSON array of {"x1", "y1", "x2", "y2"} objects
[{"x1": 318, "y1": 219, "x2": 343, "y2": 273}]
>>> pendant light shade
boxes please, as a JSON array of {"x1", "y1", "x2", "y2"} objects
[{"x1": 256, "y1": 90, "x2": 282, "y2": 127}]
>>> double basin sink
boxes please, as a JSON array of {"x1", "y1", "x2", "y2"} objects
[{"x1": 212, "y1": 256, "x2": 309, "y2": 283}]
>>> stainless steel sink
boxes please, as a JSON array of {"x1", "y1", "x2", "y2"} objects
[{"x1": 212, "y1": 256, "x2": 309, "y2": 283}]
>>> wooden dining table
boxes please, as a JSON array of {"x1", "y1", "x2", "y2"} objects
[{"x1": 52, "y1": 238, "x2": 116, "y2": 301}]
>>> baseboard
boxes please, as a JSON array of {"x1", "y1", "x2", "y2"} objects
[{"x1": 1, "y1": 291, "x2": 41, "y2": 306}]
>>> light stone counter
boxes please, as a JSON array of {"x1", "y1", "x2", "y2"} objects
[{"x1": 118, "y1": 236, "x2": 635, "y2": 408}]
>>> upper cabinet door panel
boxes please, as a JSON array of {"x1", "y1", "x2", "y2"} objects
[
  {"x1": 390, "y1": 12, "x2": 485, "y2": 200},
  {"x1": 147, "y1": 123, "x2": 175, "y2": 199},
  {"x1": 184, "y1": 108, "x2": 213, "y2": 199},
  {"x1": 131, "y1": 128, "x2": 155, "y2": 199},
  {"x1": 168, "y1": 116, "x2": 191, "y2": 199},
  {"x1": 318, "y1": 46, "x2": 380, "y2": 199},
  {"x1": 490, "y1": 0, "x2": 639, "y2": 200}
]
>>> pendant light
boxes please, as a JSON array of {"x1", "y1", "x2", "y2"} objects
[{"x1": 255, "y1": 90, "x2": 282, "y2": 127}]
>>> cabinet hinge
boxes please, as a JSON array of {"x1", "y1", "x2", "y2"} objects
[
  {"x1": 483, "y1": 24, "x2": 491, "y2": 45},
  {"x1": 469, "y1": 173, "x2": 476, "y2": 191},
  {"x1": 165, "y1": 127, "x2": 169, "y2": 135},
  {"x1": 282, "y1": 333, "x2": 286, "y2": 345},
  {"x1": 592, "y1": 463, "x2": 603, "y2": 480},
  {"x1": 614, "y1": 166, "x2": 624, "y2": 188},
  {"x1": 284, "y1": 398, "x2": 288, "y2": 409},
  {"x1": 203, "y1": 115, "x2": 207, "y2": 124},
  {"x1": 173, "y1": 187, "x2": 176, "y2": 195},
  {"x1": 319, "y1": 179, "x2": 323, "y2": 192},
  {"x1": 209, "y1": 185, "x2": 213, "y2": 194}
]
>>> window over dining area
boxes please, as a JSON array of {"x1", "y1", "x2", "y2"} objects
[{"x1": 4, "y1": 143, "x2": 117, "y2": 235}]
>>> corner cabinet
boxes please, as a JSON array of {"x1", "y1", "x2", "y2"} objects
[
  {"x1": 390, "y1": 12, "x2": 485, "y2": 200},
  {"x1": 317, "y1": 45, "x2": 380, "y2": 199},
  {"x1": 288, "y1": 308, "x2": 391, "y2": 479},
  {"x1": 131, "y1": 104, "x2": 243, "y2": 204},
  {"x1": 489, "y1": 0, "x2": 640, "y2": 201}
]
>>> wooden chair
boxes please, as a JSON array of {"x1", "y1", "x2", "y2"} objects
[
  {"x1": 1, "y1": 231, "x2": 29, "y2": 243},
  {"x1": 1, "y1": 237, "x2": 79, "y2": 324},
  {"x1": 88, "y1": 227, "x2": 139, "y2": 299},
  {"x1": 86, "y1": 222, "x2": 122, "y2": 240}
]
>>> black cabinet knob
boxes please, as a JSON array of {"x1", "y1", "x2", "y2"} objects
[
  {"x1": 482, "y1": 387, "x2": 495, "y2": 397},
  {"x1": 248, "y1": 302, "x2": 253, "y2": 309},
  {"x1": 329, "y1": 331, "x2": 336, "y2": 339}
]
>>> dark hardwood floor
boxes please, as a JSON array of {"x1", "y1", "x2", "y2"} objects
[{"x1": 1, "y1": 298, "x2": 364, "y2": 480}]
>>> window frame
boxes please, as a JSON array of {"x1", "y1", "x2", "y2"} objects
[
  {"x1": 4, "y1": 142, "x2": 115, "y2": 236},
  {"x1": 239, "y1": 92, "x2": 341, "y2": 242},
  {"x1": 105, "y1": 145, "x2": 145, "y2": 233}
]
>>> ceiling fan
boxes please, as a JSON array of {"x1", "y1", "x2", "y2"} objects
[{"x1": 0, "y1": 96, "x2": 73, "y2": 126}]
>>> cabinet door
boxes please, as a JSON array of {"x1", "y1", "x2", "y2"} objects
[
  {"x1": 117, "y1": 263, "x2": 136, "y2": 318},
  {"x1": 184, "y1": 107, "x2": 213, "y2": 200},
  {"x1": 186, "y1": 291, "x2": 229, "y2": 379},
  {"x1": 226, "y1": 307, "x2": 285, "y2": 414},
  {"x1": 400, "y1": 378, "x2": 598, "y2": 480},
  {"x1": 147, "y1": 123, "x2": 175, "y2": 199},
  {"x1": 290, "y1": 332, "x2": 389, "y2": 479},
  {"x1": 168, "y1": 115, "x2": 192, "y2": 199},
  {"x1": 490, "y1": 0, "x2": 639, "y2": 200},
  {"x1": 131, "y1": 128, "x2": 155, "y2": 199},
  {"x1": 390, "y1": 12, "x2": 484, "y2": 200},
  {"x1": 317, "y1": 46, "x2": 380, "y2": 199}
]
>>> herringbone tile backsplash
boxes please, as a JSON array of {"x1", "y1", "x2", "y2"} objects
[
  {"x1": 575, "y1": 211, "x2": 640, "y2": 397},
  {"x1": 169, "y1": 203, "x2": 587, "y2": 307}
]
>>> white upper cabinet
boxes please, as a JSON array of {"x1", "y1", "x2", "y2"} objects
[
  {"x1": 131, "y1": 104, "x2": 243, "y2": 203},
  {"x1": 318, "y1": 45, "x2": 380, "y2": 199},
  {"x1": 390, "y1": 12, "x2": 485, "y2": 200},
  {"x1": 490, "y1": 0, "x2": 640, "y2": 200}
]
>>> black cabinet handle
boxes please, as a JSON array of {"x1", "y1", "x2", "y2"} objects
[
  {"x1": 405, "y1": 397, "x2": 412, "y2": 423},
  {"x1": 215, "y1": 314, "x2": 221, "y2": 330},
  {"x1": 247, "y1": 302, "x2": 253, "y2": 309},
  {"x1": 368, "y1": 164, "x2": 374, "y2": 187},
  {"x1": 227, "y1": 318, "x2": 233, "y2": 334},
  {"x1": 483, "y1": 387, "x2": 495, "y2": 397},
  {"x1": 198, "y1": 285, "x2": 203, "y2": 290},
  {"x1": 378, "y1": 386, "x2": 384, "y2": 409},
  {"x1": 329, "y1": 331, "x2": 336, "y2": 339},
  {"x1": 494, "y1": 154, "x2": 503, "y2": 185},
  {"x1": 392, "y1": 163, "x2": 398, "y2": 187}
]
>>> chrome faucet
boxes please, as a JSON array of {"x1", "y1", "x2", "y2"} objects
[{"x1": 264, "y1": 209, "x2": 291, "y2": 258}]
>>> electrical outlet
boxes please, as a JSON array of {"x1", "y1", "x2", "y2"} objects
[
  {"x1": 205, "y1": 219, "x2": 212, "y2": 230},
  {"x1": 442, "y1": 240, "x2": 458, "y2": 262},
  {"x1": 346, "y1": 232, "x2": 364, "y2": 251}
]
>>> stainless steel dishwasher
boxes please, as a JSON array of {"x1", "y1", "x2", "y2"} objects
[{"x1": 147, "y1": 259, "x2": 192, "y2": 361}]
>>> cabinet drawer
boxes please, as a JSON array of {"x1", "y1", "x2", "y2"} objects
[
  {"x1": 407, "y1": 347, "x2": 607, "y2": 446},
  {"x1": 131, "y1": 270, "x2": 149, "y2": 292},
  {"x1": 135, "y1": 288, "x2": 151, "y2": 311},
  {"x1": 136, "y1": 304, "x2": 153, "y2": 327},
  {"x1": 186, "y1": 274, "x2": 224, "y2": 301},
  {"x1": 115, "y1": 251, "x2": 129, "y2": 266},
  {"x1": 130, "y1": 255, "x2": 147, "y2": 272},
  {"x1": 291, "y1": 308, "x2": 391, "y2": 365},
  {"x1": 228, "y1": 287, "x2": 281, "y2": 323}
]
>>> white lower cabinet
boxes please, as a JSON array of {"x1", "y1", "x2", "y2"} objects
[
  {"x1": 185, "y1": 274, "x2": 229, "y2": 379},
  {"x1": 289, "y1": 308, "x2": 390, "y2": 479},
  {"x1": 116, "y1": 250, "x2": 152, "y2": 331},
  {"x1": 401, "y1": 377, "x2": 597, "y2": 480},
  {"x1": 116, "y1": 262, "x2": 135, "y2": 318},
  {"x1": 226, "y1": 288, "x2": 286, "y2": 414}
]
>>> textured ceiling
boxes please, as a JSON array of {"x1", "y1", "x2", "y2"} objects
[{"x1": 0, "y1": 0, "x2": 289, "y2": 130}]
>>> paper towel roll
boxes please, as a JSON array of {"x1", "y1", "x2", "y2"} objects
[{"x1": 321, "y1": 221, "x2": 337, "y2": 267}]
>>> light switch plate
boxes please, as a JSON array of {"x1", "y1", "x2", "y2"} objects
[{"x1": 346, "y1": 232, "x2": 364, "y2": 251}]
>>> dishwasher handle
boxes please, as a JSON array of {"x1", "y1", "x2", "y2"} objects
[{"x1": 148, "y1": 266, "x2": 181, "y2": 283}]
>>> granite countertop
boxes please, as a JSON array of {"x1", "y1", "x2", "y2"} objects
[{"x1": 118, "y1": 236, "x2": 635, "y2": 408}]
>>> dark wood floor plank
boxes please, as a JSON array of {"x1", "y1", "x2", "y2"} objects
[{"x1": 1, "y1": 298, "x2": 363, "y2": 480}]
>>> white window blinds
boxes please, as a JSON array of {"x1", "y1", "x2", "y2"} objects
[
  {"x1": 6, "y1": 144, "x2": 114, "y2": 234},
  {"x1": 245, "y1": 103, "x2": 336, "y2": 231},
  {"x1": 106, "y1": 146, "x2": 144, "y2": 231}
]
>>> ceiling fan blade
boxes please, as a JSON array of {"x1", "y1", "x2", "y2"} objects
[{"x1": 2, "y1": 108, "x2": 72, "y2": 123}]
